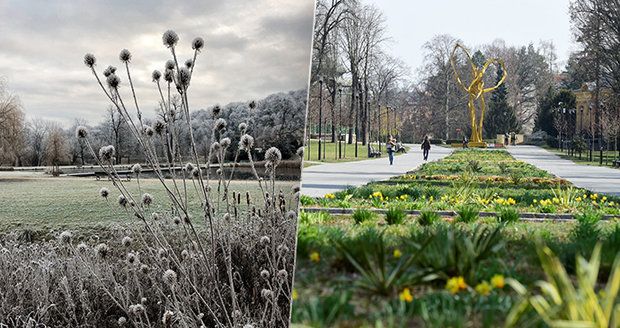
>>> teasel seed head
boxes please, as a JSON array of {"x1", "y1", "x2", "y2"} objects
[
  {"x1": 126, "y1": 252, "x2": 137, "y2": 265},
  {"x1": 83, "y1": 53, "x2": 96, "y2": 68},
  {"x1": 99, "y1": 145, "x2": 115, "y2": 162},
  {"x1": 99, "y1": 187, "x2": 109, "y2": 199},
  {"x1": 173, "y1": 217, "x2": 181, "y2": 225},
  {"x1": 163, "y1": 269, "x2": 177, "y2": 286},
  {"x1": 162, "y1": 310, "x2": 174, "y2": 325},
  {"x1": 59, "y1": 231, "x2": 72, "y2": 244},
  {"x1": 164, "y1": 69, "x2": 174, "y2": 82},
  {"x1": 119, "y1": 49, "x2": 131, "y2": 63},
  {"x1": 260, "y1": 236, "x2": 270, "y2": 245},
  {"x1": 192, "y1": 37, "x2": 205, "y2": 51},
  {"x1": 287, "y1": 210, "x2": 297, "y2": 221},
  {"x1": 177, "y1": 67, "x2": 191, "y2": 87},
  {"x1": 165, "y1": 59, "x2": 175, "y2": 70},
  {"x1": 131, "y1": 163, "x2": 142, "y2": 175},
  {"x1": 103, "y1": 65, "x2": 117, "y2": 77},
  {"x1": 210, "y1": 141, "x2": 221, "y2": 153},
  {"x1": 277, "y1": 269, "x2": 288, "y2": 280},
  {"x1": 75, "y1": 126, "x2": 88, "y2": 139},
  {"x1": 239, "y1": 134, "x2": 254, "y2": 151},
  {"x1": 248, "y1": 100, "x2": 256, "y2": 109},
  {"x1": 142, "y1": 193, "x2": 153, "y2": 206},
  {"x1": 122, "y1": 236, "x2": 132, "y2": 247},
  {"x1": 184, "y1": 58, "x2": 193, "y2": 69},
  {"x1": 191, "y1": 167, "x2": 200, "y2": 178},
  {"x1": 261, "y1": 288, "x2": 273, "y2": 299},
  {"x1": 140, "y1": 264, "x2": 149, "y2": 274},
  {"x1": 130, "y1": 303, "x2": 145, "y2": 315},
  {"x1": 152, "y1": 69, "x2": 162, "y2": 82},
  {"x1": 212, "y1": 104, "x2": 221, "y2": 117},
  {"x1": 238, "y1": 122, "x2": 248, "y2": 133},
  {"x1": 214, "y1": 118, "x2": 227, "y2": 131},
  {"x1": 265, "y1": 147, "x2": 282, "y2": 166},
  {"x1": 184, "y1": 162, "x2": 195, "y2": 172},
  {"x1": 106, "y1": 73, "x2": 120, "y2": 89},
  {"x1": 260, "y1": 269, "x2": 270, "y2": 279},
  {"x1": 181, "y1": 249, "x2": 189, "y2": 259},
  {"x1": 162, "y1": 30, "x2": 179, "y2": 48},
  {"x1": 277, "y1": 244, "x2": 289, "y2": 255},
  {"x1": 77, "y1": 242, "x2": 88, "y2": 253},
  {"x1": 118, "y1": 195, "x2": 128, "y2": 207},
  {"x1": 216, "y1": 168, "x2": 222, "y2": 176},
  {"x1": 143, "y1": 125, "x2": 154, "y2": 137},
  {"x1": 220, "y1": 137, "x2": 231, "y2": 149},
  {"x1": 153, "y1": 120, "x2": 166, "y2": 135},
  {"x1": 151, "y1": 212, "x2": 160, "y2": 220},
  {"x1": 118, "y1": 317, "x2": 127, "y2": 326},
  {"x1": 95, "y1": 243, "x2": 109, "y2": 258}
]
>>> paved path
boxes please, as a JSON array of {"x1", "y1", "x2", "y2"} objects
[
  {"x1": 301, "y1": 144, "x2": 452, "y2": 197},
  {"x1": 507, "y1": 145, "x2": 620, "y2": 196}
]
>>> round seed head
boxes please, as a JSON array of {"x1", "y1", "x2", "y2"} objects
[
  {"x1": 83, "y1": 53, "x2": 96, "y2": 68},
  {"x1": 184, "y1": 58, "x2": 193, "y2": 69},
  {"x1": 75, "y1": 126, "x2": 88, "y2": 139},
  {"x1": 106, "y1": 74, "x2": 120, "y2": 89},
  {"x1": 177, "y1": 67, "x2": 191, "y2": 87},
  {"x1": 210, "y1": 141, "x2": 221, "y2": 152},
  {"x1": 220, "y1": 137, "x2": 231, "y2": 148},
  {"x1": 277, "y1": 244, "x2": 289, "y2": 255},
  {"x1": 118, "y1": 317, "x2": 127, "y2": 326},
  {"x1": 164, "y1": 69, "x2": 174, "y2": 82},
  {"x1": 260, "y1": 236, "x2": 270, "y2": 245},
  {"x1": 265, "y1": 147, "x2": 282, "y2": 165},
  {"x1": 238, "y1": 122, "x2": 248, "y2": 133},
  {"x1": 162, "y1": 310, "x2": 174, "y2": 325},
  {"x1": 140, "y1": 264, "x2": 149, "y2": 273},
  {"x1": 142, "y1": 193, "x2": 153, "y2": 206},
  {"x1": 59, "y1": 231, "x2": 72, "y2": 244},
  {"x1": 192, "y1": 37, "x2": 205, "y2": 51},
  {"x1": 239, "y1": 134, "x2": 254, "y2": 151},
  {"x1": 184, "y1": 162, "x2": 195, "y2": 172},
  {"x1": 248, "y1": 100, "x2": 256, "y2": 109},
  {"x1": 152, "y1": 69, "x2": 162, "y2": 81},
  {"x1": 119, "y1": 49, "x2": 131, "y2": 63},
  {"x1": 191, "y1": 167, "x2": 200, "y2": 178},
  {"x1": 162, "y1": 30, "x2": 179, "y2": 48},
  {"x1": 95, "y1": 243, "x2": 109, "y2": 258},
  {"x1": 181, "y1": 249, "x2": 189, "y2": 259},
  {"x1": 122, "y1": 236, "x2": 132, "y2": 247},
  {"x1": 77, "y1": 242, "x2": 88, "y2": 253},
  {"x1": 153, "y1": 121, "x2": 166, "y2": 135},
  {"x1": 173, "y1": 217, "x2": 181, "y2": 225},
  {"x1": 98, "y1": 145, "x2": 115, "y2": 162},
  {"x1": 131, "y1": 163, "x2": 142, "y2": 175},
  {"x1": 118, "y1": 195, "x2": 128, "y2": 207},
  {"x1": 126, "y1": 252, "x2": 137, "y2": 264},
  {"x1": 130, "y1": 303, "x2": 145, "y2": 315},
  {"x1": 277, "y1": 269, "x2": 288, "y2": 280},
  {"x1": 261, "y1": 288, "x2": 273, "y2": 299},
  {"x1": 212, "y1": 104, "x2": 221, "y2": 117},
  {"x1": 260, "y1": 269, "x2": 270, "y2": 279},
  {"x1": 103, "y1": 65, "x2": 115, "y2": 77},
  {"x1": 143, "y1": 125, "x2": 154, "y2": 137},
  {"x1": 214, "y1": 118, "x2": 227, "y2": 131},
  {"x1": 163, "y1": 269, "x2": 177, "y2": 286},
  {"x1": 99, "y1": 187, "x2": 109, "y2": 198},
  {"x1": 165, "y1": 59, "x2": 175, "y2": 70},
  {"x1": 287, "y1": 210, "x2": 297, "y2": 221}
]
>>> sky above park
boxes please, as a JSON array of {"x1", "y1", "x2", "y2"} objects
[
  {"x1": 0, "y1": 0, "x2": 314, "y2": 127},
  {"x1": 367, "y1": 0, "x2": 575, "y2": 76}
]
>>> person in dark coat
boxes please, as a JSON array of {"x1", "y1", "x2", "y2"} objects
[
  {"x1": 386, "y1": 135, "x2": 396, "y2": 165},
  {"x1": 421, "y1": 136, "x2": 431, "y2": 161}
]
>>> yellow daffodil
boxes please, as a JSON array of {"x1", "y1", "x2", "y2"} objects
[
  {"x1": 324, "y1": 193, "x2": 335, "y2": 199},
  {"x1": 602, "y1": 196, "x2": 607, "y2": 202},
  {"x1": 446, "y1": 276, "x2": 467, "y2": 294},
  {"x1": 576, "y1": 197, "x2": 582, "y2": 202},
  {"x1": 475, "y1": 281, "x2": 492, "y2": 296},
  {"x1": 491, "y1": 274, "x2": 505, "y2": 289},
  {"x1": 393, "y1": 249, "x2": 402, "y2": 259},
  {"x1": 292, "y1": 289, "x2": 298, "y2": 301},
  {"x1": 399, "y1": 288, "x2": 413, "y2": 302},
  {"x1": 309, "y1": 251, "x2": 320, "y2": 263}
]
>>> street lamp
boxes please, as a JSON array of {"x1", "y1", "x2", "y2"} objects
[
  {"x1": 318, "y1": 77, "x2": 323, "y2": 161},
  {"x1": 338, "y1": 87, "x2": 343, "y2": 160}
]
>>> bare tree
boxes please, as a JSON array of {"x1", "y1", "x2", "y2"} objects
[
  {"x1": 44, "y1": 125, "x2": 69, "y2": 175},
  {"x1": 0, "y1": 81, "x2": 26, "y2": 166}
]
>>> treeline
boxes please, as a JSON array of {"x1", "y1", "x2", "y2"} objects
[
  {"x1": 0, "y1": 86, "x2": 307, "y2": 167},
  {"x1": 309, "y1": 0, "x2": 620, "y2": 145}
]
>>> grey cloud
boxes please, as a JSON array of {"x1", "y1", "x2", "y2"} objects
[{"x1": 0, "y1": 0, "x2": 314, "y2": 126}]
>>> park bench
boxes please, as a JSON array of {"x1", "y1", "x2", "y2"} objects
[{"x1": 369, "y1": 146, "x2": 382, "y2": 158}]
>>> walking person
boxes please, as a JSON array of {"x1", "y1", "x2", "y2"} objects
[
  {"x1": 462, "y1": 136, "x2": 468, "y2": 149},
  {"x1": 386, "y1": 135, "x2": 396, "y2": 165},
  {"x1": 421, "y1": 135, "x2": 431, "y2": 161}
]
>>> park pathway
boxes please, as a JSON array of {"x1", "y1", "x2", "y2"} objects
[
  {"x1": 507, "y1": 145, "x2": 620, "y2": 196},
  {"x1": 301, "y1": 144, "x2": 452, "y2": 197}
]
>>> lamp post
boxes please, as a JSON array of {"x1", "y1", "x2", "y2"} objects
[
  {"x1": 318, "y1": 77, "x2": 323, "y2": 161},
  {"x1": 338, "y1": 87, "x2": 342, "y2": 160},
  {"x1": 367, "y1": 100, "x2": 371, "y2": 158},
  {"x1": 589, "y1": 104, "x2": 593, "y2": 162},
  {"x1": 354, "y1": 92, "x2": 359, "y2": 158}
]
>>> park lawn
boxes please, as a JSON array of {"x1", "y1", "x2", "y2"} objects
[
  {"x1": 0, "y1": 176, "x2": 294, "y2": 234},
  {"x1": 302, "y1": 148, "x2": 620, "y2": 216},
  {"x1": 304, "y1": 139, "x2": 409, "y2": 163}
]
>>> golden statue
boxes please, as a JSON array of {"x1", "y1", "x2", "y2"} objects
[{"x1": 450, "y1": 43, "x2": 507, "y2": 147}]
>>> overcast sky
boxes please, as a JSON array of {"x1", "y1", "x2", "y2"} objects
[
  {"x1": 366, "y1": 0, "x2": 575, "y2": 75},
  {"x1": 0, "y1": 0, "x2": 315, "y2": 127}
]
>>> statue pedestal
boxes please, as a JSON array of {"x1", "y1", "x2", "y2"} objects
[{"x1": 451, "y1": 142, "x2": 487, "y2": 148}]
